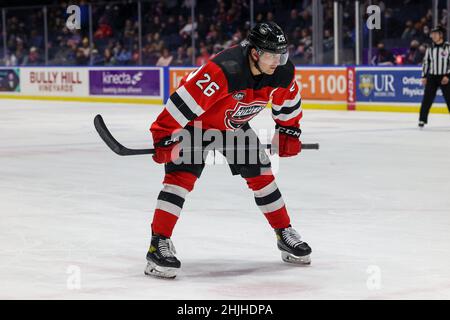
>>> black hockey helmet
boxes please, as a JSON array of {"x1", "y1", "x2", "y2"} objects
[
  {"x1": 248, "y1": 22, "x2": 288, "y2": 54},
  {"x1": 247, "y1": 22, "x2": 289, "y2": 65}
]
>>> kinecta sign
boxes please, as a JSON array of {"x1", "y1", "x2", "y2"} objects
[
  {"x1": 89, "y1": 69, "x2": 161, "y2": 96},
  {"x1": 101, "y1": 71, "x2": 143, "y2": 85}
]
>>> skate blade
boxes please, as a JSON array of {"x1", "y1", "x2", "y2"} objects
[
  {"x1": 281, "y1": 251, "x2": 311, "y2": 265},
  {"x1": 144, "y1": 261, "x2": 178, "y2": 279}
]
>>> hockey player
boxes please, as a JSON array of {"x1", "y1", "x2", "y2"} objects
[{"x1": 145, "y1": 22, "x2": 312, "y2": 278}]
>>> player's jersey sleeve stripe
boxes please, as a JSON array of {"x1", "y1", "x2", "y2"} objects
[
  {"x1": 176, "y1": 85, "x2": 206, "y2": 117},
  {"x1": 170, "y1": 92, "x2": 197, "y2": 121},
  {"x1": 165, "y1": 86, "x2": 206, "y2": 127},
  {"x1": 272, "y1": 91, "x2": 301, "y2": 111},
  {"x1": 272, "y1": 100, "x2": 302, "y2": 116},
  {"x1": 165, "y1": 97, "x2": 191, "y2": 127},
  {"x1": 272, "y1": 104, "x2": 302, "y2": 121}
]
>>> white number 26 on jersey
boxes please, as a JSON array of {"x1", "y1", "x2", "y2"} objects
[{"x1": 195, "y1": 73, "x2": 220, "y2": 97}]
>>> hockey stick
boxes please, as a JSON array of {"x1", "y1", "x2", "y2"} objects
[{"x1": 94, "y1": 114, "x2": 319, "y2": 156}]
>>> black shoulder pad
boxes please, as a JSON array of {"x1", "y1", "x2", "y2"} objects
[
  {"x1": 271, "y1": 60, "x2": 295, "y2": 88},
  {"x1": 211, "y1": 46, "x2": 246, "y2": 92}
]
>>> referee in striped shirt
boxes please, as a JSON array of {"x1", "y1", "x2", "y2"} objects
[{"x1": 419, "y1": 26, "x2": 450, "y2": 127}]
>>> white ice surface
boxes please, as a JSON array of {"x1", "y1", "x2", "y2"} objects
[{"x1": 1, "y1": 99, "x2": 450, "y2": 299}]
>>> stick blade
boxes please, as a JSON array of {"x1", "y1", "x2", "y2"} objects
[{"x1": 94, "y1": 114, "x2": 127, "y2": 155}]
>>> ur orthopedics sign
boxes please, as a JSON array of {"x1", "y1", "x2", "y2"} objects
[{"x1": 355, "y1": 67, "x2": 445, "y2": 103}]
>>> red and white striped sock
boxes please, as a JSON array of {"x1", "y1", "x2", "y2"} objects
[
  {"x1": 245, "y1": 173, "x2": 291, "y2": 229},
  {"x1": 151, "y1": 171, "x2": 198, "y2": 238}
]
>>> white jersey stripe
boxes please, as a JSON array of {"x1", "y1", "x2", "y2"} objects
[
  {"x1": 271, "y1": 91, "x2": 301, "y2": 111},
  {"x1": 165, "y1": 98, "x2": 190, "y2": 127},
  {"x1": 272, "y1": 106, "x2": 303, "y2": 122},
  {"x1": 176, "y1": 86, "x2": 206, "y2": 117}
]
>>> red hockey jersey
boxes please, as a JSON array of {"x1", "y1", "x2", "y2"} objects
[{"x1": 150, "y1": 43, "x2": 302, "y2": 142}]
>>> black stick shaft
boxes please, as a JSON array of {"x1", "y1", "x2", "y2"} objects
[{"x1": 94, "y1": 114, "x2": 319, "y2": 156}]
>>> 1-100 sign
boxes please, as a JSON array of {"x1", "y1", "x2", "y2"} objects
[{"x1": 295, "y1": 69, "x2": 347, "y2": 101}]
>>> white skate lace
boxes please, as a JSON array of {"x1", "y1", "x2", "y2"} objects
[
  {"x1": 282, "y1": 227, "x2": 303, "y2": 248},
  {"x1": 158, "y1": 238, "x2": 177, "y2": 258}
]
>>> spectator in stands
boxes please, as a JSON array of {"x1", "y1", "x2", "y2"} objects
[
  {"x1": 185, "y1": 46, "x2": 194, "y2": 66},
  {"x1": 286, "y1": 9, "x2": 300, "y2": 34},
  {"x1": 103, "y1": 48, "x2": 115, "y2": 65},
  {"x1": 142, "y1": 44, "x2": 158, "y2": 65},
  {"x1": 371, "y1": 42, "x2": 396, "y2": 65},
  {"x1": 193, "y1": 14, "x2": 207, "y2": 39},
  {"x1": 171, "y1": 46, "x2": 188, "y2": 66},
  {"x1": 404, "y1": 40, "x2": 424, "y2": 65},
  {"x1": 94, "y1": 20, "x2": 113, "y2": 39},
  {"x1": 151, "y1": 33, "x2": 164, "y2": 54},
  {"x1": 1, "y1": 0, "x2": 444, "y2": 67},
  {"x1": 419, "y1": 25, "x2": 432, "y2": 45},
  {"x1": 115, "y1": 44, "x2": 132, "y2": 65},
  {"x1": 29, "y1": 30, "x2": 43, "y2": 49},
  {"x1": 418, "y1": 44, "x2": 427, "y2": 61},
  {"x1": 76, "y1": 37, "x2": 91, "y2": 65},
  {"x1": 401, "y1": 20, "x2": 416, "y2": 41},
  {"x1": 13, "y1": 38, "x2": 27, "y2": 66},
  {"x1": 206, "y1": 25, "x2": 220, "y2": 45},
  {"x1": 156, "y1": 48, "x2": 174, "y2": 66},
  {"x1": 195, "y1": 46, "x2": 210, "y2": 66},
  {"x1": 300, "y1": 28, "x2": 312, "y2": 50},
  {"x1": 323, "y1": 29, "x2": 334, "y2": 52},
  {"x1": 23, "y1": 47, "x2": 41, "y2": 65}
]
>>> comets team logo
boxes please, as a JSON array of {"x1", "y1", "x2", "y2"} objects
[
  {"x1": 359, "y1": 74, "x2": 375, "y2": 97},
  {"x1": 224, "y1": 101, "x2": 267, "y2": 130}
]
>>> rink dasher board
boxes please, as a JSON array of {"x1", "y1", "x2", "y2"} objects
[
  {"x1": 0, "y1": 66, "x2": 164, "y2": 104},
  {"x1": 0, "y1": 66, "x2": 448, "y2": 114}
]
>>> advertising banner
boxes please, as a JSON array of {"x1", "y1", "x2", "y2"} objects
[
  {"x1": 89, "y1": 69, "x2": 161, "y2": 97},
  {"x1": 20, "y1": 67, "x2": 88, "y2": 96},
  {"x1": 294, "y1": 67, "x2": 347, "y2": 101},
  {"x1": 355, "y1": 67, "x2": 445, "y2": 103},
  {"x1": 169, "y1": 67, "x2": 196, "y2": 94},
  {"x1": 169, "y1": 67, "x2": 348, "y2": 102},
  {"x1": 0, "y1": 68, "x2": 20, "y2": 92}
]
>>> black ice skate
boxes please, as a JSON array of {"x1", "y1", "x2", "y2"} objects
[
  {"x1": 275, "y1": 226, "x2": 312, "y2": 265},
  {"x1": 418, "y1": 121, "x2": 426, "y2": 128},
  {"x1": 144, "y1": 233, "x2": 181, "y2": 279}
]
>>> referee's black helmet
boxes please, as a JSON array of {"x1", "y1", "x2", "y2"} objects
[{"x1": 431, "y1": 25, "x2": 446, "y2": 35}]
